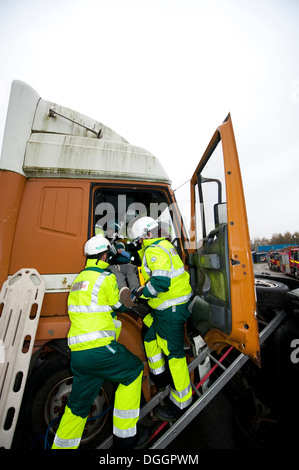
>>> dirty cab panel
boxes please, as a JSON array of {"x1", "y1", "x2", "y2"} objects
[{"x1": 188, "y1": 115, "x2": 260, "y2": 365}]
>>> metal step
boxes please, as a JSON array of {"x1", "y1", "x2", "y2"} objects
[
  {"x1": 0, "y1": 269, "x2": 45, "y2": 449},
  {"x1": 150, "y1": 309, "x2": 286, "y2": 449},
  {"x1": 97, "y1": 309, "x2": 286, "y2": 449}
]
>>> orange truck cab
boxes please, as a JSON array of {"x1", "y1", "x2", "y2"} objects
[{"x1": 0, "y1": 80, "x2": 260, "y2": 448}]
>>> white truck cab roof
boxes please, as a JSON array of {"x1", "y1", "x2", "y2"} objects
[{"x1": 0, "y1": 80, "x2": 171, "y2": 184}]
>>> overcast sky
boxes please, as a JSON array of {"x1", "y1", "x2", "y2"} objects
[{"x1": 0, "y1": 0, "x2": 298, "y2": 241}]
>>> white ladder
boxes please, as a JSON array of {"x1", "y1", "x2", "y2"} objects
[{"x1": 0, "y1": 269, "x2": 45, "y2": 449}]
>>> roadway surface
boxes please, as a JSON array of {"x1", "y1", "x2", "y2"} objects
[{"x1": 254, "y1": 262, "x2": 286, "y2": 277}]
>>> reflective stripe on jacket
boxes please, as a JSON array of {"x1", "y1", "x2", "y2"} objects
[
  {"x1": 67, "y1": 259, "x2": 121, "y2": 351},
  {"x1": 139, "y1": 238, "x2": 192, "y2": 310}
]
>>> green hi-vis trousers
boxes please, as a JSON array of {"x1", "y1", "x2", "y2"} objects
[
  {"x1": 52, "y1": 341, "x2": 143, "y2": 449},
  {"x1": 144, "y1": 301, "x2": 192, "y2": 411}
]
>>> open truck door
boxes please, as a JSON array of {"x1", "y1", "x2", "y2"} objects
[{"x1": 188, "y1": 114, "x2": 260, "y2": 366}]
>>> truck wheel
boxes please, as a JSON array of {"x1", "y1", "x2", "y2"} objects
[
  {"x1": 16, "y1": 353, "x2": 113, "y2": 449},
  {"x1": 255, "y1": 279, "x2": 288, "y2": 310}
]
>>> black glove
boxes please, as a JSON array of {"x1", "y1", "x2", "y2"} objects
[
  {"x1": 129, "y1": 302, "x2": 151, "y2": 319},
  {"x1": 131, "y1": 286, "x2": 145, "y2": 302}
]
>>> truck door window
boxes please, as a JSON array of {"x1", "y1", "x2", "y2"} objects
[
  {"x1": 92, "y1": 187, "x2": 180, "y2": 256},
  {"x1": 196, "y1": 140, "x2": 227, "y2": 242},
  {"x1": 190, "y1": 136, "x2": 231, "y2": 332}
]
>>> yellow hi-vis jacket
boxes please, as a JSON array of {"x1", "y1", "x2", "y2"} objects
[
  {"x1": 67, "y1": 259, "x2": 123, "y2": 351},
  {"x1": 139, "y1": 238, "x2": 192, "y2": 310}
]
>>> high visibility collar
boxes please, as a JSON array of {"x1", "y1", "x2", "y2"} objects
[
  {"x1": 143, "y1": 237, "x2": 165, "y2": 248},
  {"x1": 138, "y1": 237, "x2": 165, "y2": 258},
  {"x1": 85, "y1": 258, "x2": 109, "y2": 270}
]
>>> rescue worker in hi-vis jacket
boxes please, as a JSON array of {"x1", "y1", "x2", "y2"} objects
[
  {"x1": 131, "y1": 217, "x2": 193, "y2": 422},
  {"x1": 52, "y1": 234, "x2": 146, "y2": 449}
]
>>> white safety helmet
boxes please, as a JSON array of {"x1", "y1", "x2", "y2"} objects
[
  {"x1": 84, "y1": 234, "x2": 111, "y2": 256},
  {"x1": 131, "y1": 217, "x2": 159, "y2": 241}
]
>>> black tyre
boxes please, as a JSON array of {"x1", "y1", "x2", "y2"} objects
[
  {"x1": 255, "y1": 278, "x2": 288, "y2": 310},
  {"x1": 15, "y1": 353, "x2": 113, "y2": 449}
]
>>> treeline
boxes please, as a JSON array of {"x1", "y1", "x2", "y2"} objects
[{"x1": 251, "y1": 231, "x2": 299, "y2": 251}]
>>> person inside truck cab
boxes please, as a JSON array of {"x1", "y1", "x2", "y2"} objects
[
  {"x1": 131, "y1": 217, "x2": 193, "y2": 422},
  {"x1": 51, "y1": 234, "x2": 149, "y2": 449},
  {"x1": 107, "y1": 239, "x2": 141, "y2": 308}
]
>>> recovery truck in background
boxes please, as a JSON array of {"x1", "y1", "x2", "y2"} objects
[{"x1": 0, "y1": 81, "x2": 298, "y2": 450}]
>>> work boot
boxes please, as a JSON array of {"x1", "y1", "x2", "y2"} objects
[
  {"x1": 119, "y1": 286, "x2": 134, "y2": 307},
  {"x1": 113, "y1": 426, "x2": 151, "y2": 450},
  {"x1": 134, "y1": 425, "x2": 152, "y2": 449},
  {"x1": 154, "y1": 403, "x2": 177, "y2": 423}
]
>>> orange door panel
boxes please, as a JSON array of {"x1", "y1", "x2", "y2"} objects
[
  {"x1": 9, "y1": 179, "x2": 90, "y2": 276},
  {"x1": 189, "y1": 115, "x2": 260, "y2": 366}
]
